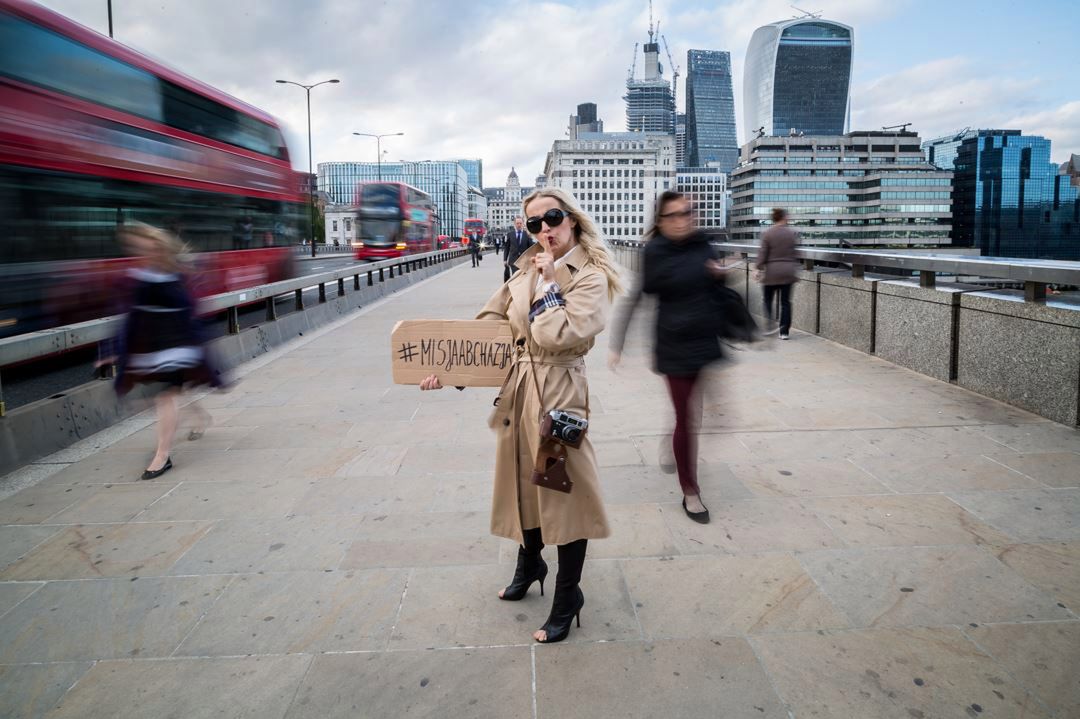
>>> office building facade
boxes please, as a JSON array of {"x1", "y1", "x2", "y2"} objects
[
  {"x1": 685, "y1": 50, "x2": 739, "y2": 173},
  {"x1": 484, "y1": 168, "x2": 534, "y2": 235},
  {"x1": 730, "y1": 131, "x2": 953, "y2": 247},
  {"x1": 676, "y1": 166, "x2": 727, "y2": 229},
  {"x1": 744, "y1": 18, "x2": 853, "y2": 137},
  {"x1": 467, "y1": 186, "x2": 487, "y2": 225},
  {"x1": 923, "y1": 130, "x2": 1080, "y2": 259},
  {"x1": 318, "y1": 160, "x2": 469, "y2": 238},
  {"x1": 675, "y1": 113, "x2": 686, "y2": 167},
  {"x1": 545, "y1": 132, "x2": 676, "y2": 240}
]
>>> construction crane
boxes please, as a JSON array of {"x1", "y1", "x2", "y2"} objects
[
  {"x1": 647, "y1": 0, "x2": 655, "y2": 44},
  {"x1": 661, "y1": 34, "x2": 680, "y2": 132},
  {"x1": 628, "y1": 41, "x2": 638, "y2": 80},
  {"x1": 882, "y1": 122, "x2": 913, "y2": 133},
  {"x1": 790, "y1": 5, "x2": 823, "y2": 19}
]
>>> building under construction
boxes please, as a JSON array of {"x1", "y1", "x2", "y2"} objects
[{"x1": 624, "y1": 13, "x2": 674, "y2": 134}]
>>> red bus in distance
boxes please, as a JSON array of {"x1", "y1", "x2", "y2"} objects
[
  {"x1": 464, "y1": 218, "x2": 487, "y2": 244},
  {"x1": 0, "y1": 0, "x2": 303, "y2": 337},
  {"x1": 352, "y1": 182, "x2": 438, "y2": 260}
]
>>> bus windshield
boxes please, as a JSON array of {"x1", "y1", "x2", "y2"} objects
[{"x1": 359, "y1": 184, "x2": 401, "y2": 217}]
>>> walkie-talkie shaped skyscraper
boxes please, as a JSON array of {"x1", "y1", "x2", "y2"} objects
[{"x1": 744, "y1": 17, "x2": 853, "y2": 137}]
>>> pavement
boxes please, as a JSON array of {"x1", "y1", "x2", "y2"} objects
[{"x1": 1, "y1": 257, "x2": 1079, "y2": 718}]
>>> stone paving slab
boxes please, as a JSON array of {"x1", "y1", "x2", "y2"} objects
[
  {"x1": 2, "y1": 260, "x2": 1079, "y2": 717},
  {"x1": 751, "y1": 627, "x2": 1056, "y2": 718}
]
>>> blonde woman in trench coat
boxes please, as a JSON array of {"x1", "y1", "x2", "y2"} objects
[{"x1": 420, "y1": 187, "x2": 622, "y2": 643}]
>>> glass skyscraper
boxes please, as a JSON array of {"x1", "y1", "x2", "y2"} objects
[
  {"x1": 744, "y1": 18, "x2": 853, "y2": 137},
  {"x1": 452, "y1": 158, "x2": 483, "y2": 190},
  {"x1": 685, "y1": 49, "x2": 738, "y2": 173},
  {"x1": 318, "y1": 161, "x2": 469, "y2": 238},
  {"x1": 923, "y1": 130, "x2": 1080, "y2": 260}
]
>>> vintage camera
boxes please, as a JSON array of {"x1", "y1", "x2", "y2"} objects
[{"x1": 541, "y1": 409, "x2": 589, "y2": 448}]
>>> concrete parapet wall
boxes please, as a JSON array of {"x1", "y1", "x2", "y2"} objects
[
  {"x1": 819, "y1": 273, "x2": 877, "y2": 354},
  {"x1": 876, "y1": 282, "x2": 964, "y2": 382},
  {"x1": 611, "y1": 244, "x2": 1080, "y2": 426},
  {"x1": 0, "y1": 254, "x2": 470, "y2": 476},
  {"x1": 956, "y1": 292, "x2": 1080, "y2": 426},
  {"x1": 790, "y1": 270, "x2": 819, "y2": 334}
]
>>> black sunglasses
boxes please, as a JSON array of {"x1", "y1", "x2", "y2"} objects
[
  {"x1": 526, "y1": 208, "x2": 571, "y2": 234},
  {"x1": 659, "y1": 208, "x2": 693, "y2": 219}
]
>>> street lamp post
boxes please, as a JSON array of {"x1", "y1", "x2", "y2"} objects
[
  {"x1": 275, "y1": 78, "x2": 339, "y2": 258},
  {"x1": 352, "y1": 132, "x2": 404, "y2": 182}
]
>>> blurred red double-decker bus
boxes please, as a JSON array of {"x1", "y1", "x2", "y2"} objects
[
  {"x1": 463, "y1": 218, "x2": 486, "y2": 244},
  {"x1": 0, "y1": 0, "x2": 303, "y2": 338},
  {"x1": 352, "y1": 182, "x2": 437, "y2": 260}
]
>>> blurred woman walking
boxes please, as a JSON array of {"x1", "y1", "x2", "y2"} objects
[
  {"x1": 609, "y1": 191, "x2": 730, "y2": 523},
  {"x1": 107, "y1": 224, "x2": 222, "y2": 479}
]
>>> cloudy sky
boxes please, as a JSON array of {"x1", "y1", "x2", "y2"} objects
[{"x1": 39, "y1": 0, "x2": 1080, "y2": 186}]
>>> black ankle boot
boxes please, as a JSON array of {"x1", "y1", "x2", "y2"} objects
[
  {"x1": 537, "y1": 585, "x2": 584, "y2": 643},
  {"x1": 536, "y1": 538, "x2": 587, "y2": 643},
  {"x1": 500, "y1": 548, "x2": 548, "y2": 601},
  {"x1": 500, "y1": 528, "x2": 546, "y2": 601}
]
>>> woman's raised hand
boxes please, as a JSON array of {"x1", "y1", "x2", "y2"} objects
[
  {"x1": 705, "y1": 259, "x2": 728, "y2": 279},
  {"x1": 419, "y1": 374, "x2": 443, "y2": 391},
  {"x1": 532, "y1": 251, "x2": 556, "y2": 282}
]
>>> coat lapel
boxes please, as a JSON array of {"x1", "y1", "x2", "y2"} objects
[{"x1": 508, "y1": 244, "x2": 541, "y2": 335}]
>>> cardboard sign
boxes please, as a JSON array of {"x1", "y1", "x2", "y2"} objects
[{"x1": 391, "y1": 319, "x2": 515, "y2": 387}]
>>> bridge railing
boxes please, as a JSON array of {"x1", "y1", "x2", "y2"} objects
[
  {"x1": 608, "y1": 240, "x2": 1080, "y2": 426},
  {"x1": 0, "y1": 248, "x2": 467, "y2": 416}
]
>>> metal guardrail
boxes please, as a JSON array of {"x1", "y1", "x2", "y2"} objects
[
  {"x1": 292, "y1": 244, "x2": 353, "y2": 255},
  {"x1": 0, "y1": 248, "x2": 467, "y2": 415},
  {"x1": 609, "y1": 240, "x2": 1080, "y2": 300}
]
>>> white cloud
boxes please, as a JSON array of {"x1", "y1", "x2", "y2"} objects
[
  {"x1": 43, "y1": 0, "x2": 651, "y2": 185},
  {"x1": 29, "y1": 0, "x2": 1080, "y2": 186},
  {"x1": 1005, "y1": 101, "x2": 1080, "y2": 163},
  {"x1": 851, "y1": 58, "x2": 1077, "y2": 161}
]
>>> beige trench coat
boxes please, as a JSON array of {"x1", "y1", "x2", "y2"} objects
[{"x1": 477, "y1": 243, "x2": 611, "y2": 546}]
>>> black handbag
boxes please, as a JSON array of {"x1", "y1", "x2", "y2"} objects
[{"x1": 713, "y1": 284, "x2": 758, "y2": 342}]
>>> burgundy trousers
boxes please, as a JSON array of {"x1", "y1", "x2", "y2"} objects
[{"x1": 664, "y1": 373, "x2": 702, "y2": 497}]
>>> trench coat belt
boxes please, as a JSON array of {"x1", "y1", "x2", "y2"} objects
[
  {"x1": 514, "y1": 354, "x2": 584, "y2": 369},
  {"x1": 490, "y1": 352, "x2": 584, "y2": 421}
]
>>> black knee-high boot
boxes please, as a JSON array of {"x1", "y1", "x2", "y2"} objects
[
  {"x1": 537, "y1": 539, "x2": 587, "y2": 643},
  {"x1": 500, "y1": 527, "x2": 548, "y2": 601}
]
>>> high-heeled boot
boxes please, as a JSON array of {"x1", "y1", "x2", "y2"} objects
[
  {"x1": 536, "y1": 539, "x2": 587, "y2": 643},
  {"x1": 500, "y1": 527, "x2": 547, "y2": 601}
]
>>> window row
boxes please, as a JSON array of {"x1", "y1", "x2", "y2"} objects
[
  {"x1": 573, "y1": 181, "x2": 647, "y2": 190},
  {"x1": 572, "y1": 169, "x2": 648, "y2": 178}
]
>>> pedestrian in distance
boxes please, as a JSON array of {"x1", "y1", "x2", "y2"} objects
[
  {"x1": 99, "y1": 223, "x2": 223, "y2": 480},
  {"x1": 503, "y1": 216, "x2": 532, "y2": 283},
  {"x1": 608, "y1": 191, "x2": 730, "y2": 524},
  {"x1": 756, "y1": 208, "x2": 799, "y2": 340},
  {"x1": 420, "y1": 187, "x2": 622, "y2": 643},
  {"x1": 469, "y1": 232, "x2": 481, "y2": 267}
]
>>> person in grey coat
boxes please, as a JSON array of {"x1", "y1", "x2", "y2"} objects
[{"x1": 756, "y1": 208, "x2": 799, "y2": 339}]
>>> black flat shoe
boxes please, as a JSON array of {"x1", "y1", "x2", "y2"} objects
[
  {"x1": 682, "y1": 498, "x2": 710, "y2": 524},
  {"x1": 500, "y1": 554, "x2": 548, "y2": 601},
  {"x1": 140, "y1": 457, "x2": 172, "y2": 480},
  {"x1": 536, "y1": 586, "x2": 584, "y2": 644}
]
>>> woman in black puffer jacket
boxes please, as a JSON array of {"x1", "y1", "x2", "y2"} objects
[{"x1": 609, "y1": 191, "x2": 728, "y2": 523}]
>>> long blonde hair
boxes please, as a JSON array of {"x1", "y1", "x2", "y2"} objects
[
  {"x1": 522, "y1": 187, "x2": 623, "y2": 299},
  {"x1": 119, "y1": 222, "x2": 189, "y2": 274}
]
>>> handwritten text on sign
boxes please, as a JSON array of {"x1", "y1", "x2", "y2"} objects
[{"x1": 391, "y1": 319, "x2": 515, "y2": 387}]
